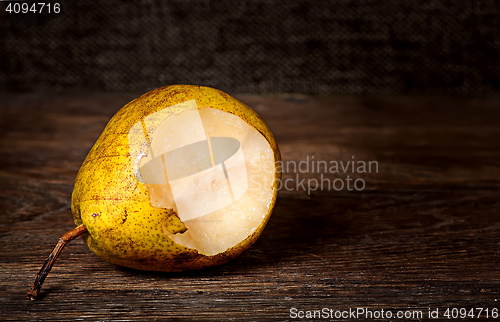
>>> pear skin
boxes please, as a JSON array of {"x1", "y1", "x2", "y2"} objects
[{"x1": 28, "y1": 85, "x2": 281, "y2": 300}]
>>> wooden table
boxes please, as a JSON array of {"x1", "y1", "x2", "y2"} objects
[{"x1": 1, "y1": 93, "x2": 499, "y2": 321}]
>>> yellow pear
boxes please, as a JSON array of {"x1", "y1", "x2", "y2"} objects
[{"x1": 28, "y1": 85, "x2": 281, "y2": 300}]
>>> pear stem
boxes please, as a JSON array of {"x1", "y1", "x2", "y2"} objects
[{"x1": 27, "y1": 224, "x2": 87, "y2": 300}]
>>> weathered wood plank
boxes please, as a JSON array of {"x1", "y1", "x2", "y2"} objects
[{"x1": 1, "y1": 94, "x2": 499, "y2": 321}]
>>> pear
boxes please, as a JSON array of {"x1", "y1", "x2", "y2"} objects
[{"x1": 28, "y1": 85, "x2": 281, "y2": 300}]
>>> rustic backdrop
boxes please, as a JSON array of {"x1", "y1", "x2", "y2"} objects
[{"x1": 1, "y1": 0, "x2": 500, "y2": 95}]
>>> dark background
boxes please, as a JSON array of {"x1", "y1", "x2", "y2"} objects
[
  {"x1": 1, "y1": 0, "x2": 500, "y2": 95},
  {"x1": 2, "y1": 1, "x2": 500, "y2": 320}
]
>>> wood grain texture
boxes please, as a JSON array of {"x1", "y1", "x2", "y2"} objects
[{"x1": 1, "y1": 93, "x2": 499, "y2": 321}]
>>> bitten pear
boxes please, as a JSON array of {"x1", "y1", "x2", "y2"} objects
[{"x1": 28, "y1": 85, "x2": 281, "y2": 300}]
